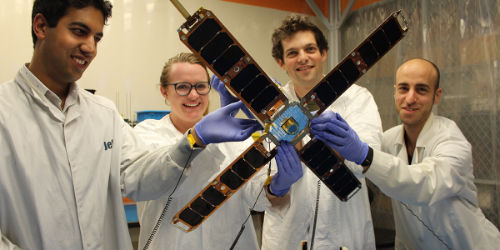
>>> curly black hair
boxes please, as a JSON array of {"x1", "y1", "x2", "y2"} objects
[{"x1": 31, "y1": 0, "x2": 112, "y2": 47}]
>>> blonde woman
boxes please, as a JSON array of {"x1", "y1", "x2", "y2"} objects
[{"x1": 134, "y1": 53, "x2": 270, "y2": 249}]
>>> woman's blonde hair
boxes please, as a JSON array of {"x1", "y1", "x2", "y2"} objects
[{"x1": 160, "y1": 52, "x2": 209, "y2": 86}]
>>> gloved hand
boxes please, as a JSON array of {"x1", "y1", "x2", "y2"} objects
[
  {"x1": 210, "y1": 74, "x2": 254, "y2": 119},
  {"x1": 194, "y1": 101, "x2": 262, "y2": 145},
  {"x1": 270, "y1": 141, "x2": 303, "y2": 196},
  {"x1": 310, "y1": 111, "x2": 368, "y2": 165}
]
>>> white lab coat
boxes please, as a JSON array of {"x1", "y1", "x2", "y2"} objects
[
  {"x1": 261, "y1": 82, "x2": 381, "y2": 250},
  {"x1": 0, "y1": 66, "x2": 205, "y2": 250},
  {"x1": 367, "y1": 113, "x2": 500, "y2": 249},
  {"x1": 134, "y1": 115, "x2": 270, "y2": 250}
]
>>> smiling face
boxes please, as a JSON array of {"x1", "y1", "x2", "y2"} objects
[
  {"x1": 161, "y1": 62, "x2": 210, "y2": 132},
  {"x1": 31, "y1": 6, "x2": 104, "y2": 92},
  {"x1": 394, "y1": 59, "x2": 442, "y2": 133},
  {"x1": 277, "y1": 30, "x2": 327, "y2": 97}
]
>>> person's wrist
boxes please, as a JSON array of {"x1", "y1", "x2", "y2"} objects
[
  {"x1": 361, "y1": 146, "x2": 373, "y2": 173},
  {"x1": 355, "y1": 142, "x2": 369, "y2": 165},
  {"x1": 268, "y1": 182, "x2": 289, "y2": 197},
  {"x1": 193, "y1": 124, "x2": 208, "y2": 146},
  {"x1": 188, "y1": 127, "x2": 206, "y2": 148}
]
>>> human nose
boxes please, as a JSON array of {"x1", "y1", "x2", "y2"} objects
[
  {"x1": 405, "y1": 88, "x2": 417, "y2": 104},
  {"x1": 80, "y1": 37, "x2": 97, "y2": 56},
  {"x1": 187, "y1": 85, "x2": 200, "y2": 98},
  {"x1": 297, "y1": 50, "x2": 308, "y2": 63}
]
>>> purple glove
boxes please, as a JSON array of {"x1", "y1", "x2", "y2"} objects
[
  {"x1": 195, "y1": 101, "x2": 262, "y2": 145},
  {"x1": 270, "y1": 141, "x2": 303, "y2": 196},
  {"x1": 210, "y1": 74, "x2": 254, "y2": 119},
  {"x1": 310, "y1": 111, "x2": 368, "y2": 165}
]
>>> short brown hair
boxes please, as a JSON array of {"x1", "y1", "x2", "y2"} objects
[
  {"x1": 160, "y1": 52, "x2": 209, "y2": 86},
  {"x1": 271, "y1": 15, "x2": 328, "y2": 61}
]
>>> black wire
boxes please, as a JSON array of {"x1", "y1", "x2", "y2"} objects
[
  {"x1": 229, "y1": 137, "x2": 272, "y2": 250},
  {"x1": 229, "y1": 225, "x2": 246, "y2": 250},
  {"x1": 229, "y1": 185, "x2": 266, "y2": 250},
  {"x1": 400, "y1": 202, "x2": 452, "y2": 250},
  {"x1": 309, "y1": 179, "x2": 321, "y2": 250},
  {"x1": 142, "y1": 149, "x2": 194, "y2": 250}
]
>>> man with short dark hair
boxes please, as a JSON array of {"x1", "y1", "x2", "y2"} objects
[
  {"x1": 261, "y1": 15, "x2": 382, "y2": 250},
  {"x1": 0, "y1": 1, "x2": 260, "y2": 249},
  {"x1": 313, "y1": 58, "x2": 500, "y2": 249}
]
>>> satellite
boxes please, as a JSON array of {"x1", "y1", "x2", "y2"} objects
[{"x1": 169, "y1": 0, "x2": 408, "y2": 232}]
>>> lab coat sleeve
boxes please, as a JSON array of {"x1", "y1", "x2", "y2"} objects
[
  {"x1": 131, "y1": 118, "x2": 223, "y2": 198},
  {"x1": 168, "y1": 144, "x2": 225, "y2": 199},
  {"x1": 339, "y1": 86, "x2": 383, "y2": 175},
  {"x1": 0, "y1": 229, "x2": 21, "y2": 250},
  {"x1": 365, "y1": 136, "x2": 472, "y2": 206},
  {"x1": 342, "y1": 86, "x2": 382, "y2": 150},
  {"x1": 119, "y1": 120, "x2": 205, "y2": 202}
]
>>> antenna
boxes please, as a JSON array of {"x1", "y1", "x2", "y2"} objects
[{"x1": 170, "y1": 0, "x2": 190, "y2": 19}]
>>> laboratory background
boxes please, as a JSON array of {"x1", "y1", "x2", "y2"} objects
[{"x1": 1, "y1": 0, "x2": 499, "y2": 248}]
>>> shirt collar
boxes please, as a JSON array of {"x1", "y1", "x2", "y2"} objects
[
  {"x1": 395, "y1": 112, "x2": 436, "y2": 147},
  {"x1": 19, "y1": 64, "x2": 50, "y2": 99},
  {"x1": 64, "y1": 83, "x2": 79, "y2": 111},
  {"x1": 415, "y1": 113, "x2": 435, "y2": 147},
  {"x1": 19, "y1": 64, "x2": 79, "y2": 112}
]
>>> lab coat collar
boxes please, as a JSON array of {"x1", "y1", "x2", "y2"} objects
[
  {"x1": 18, "y1": 64, "x2": 50, "y2": 103},
  {"x1": 16, "y1": 64, "x2": 81, "y2": 123},
  {"x1": 63, "y1": 84, "x2": 80, "y2": 124},
  {"x1": 414, "y1": 113, "x2": 435, "y2": 148},
  {"x1": 412, "y1": 113, "x2": 436, "y2": 163},
  {"x1": 394, "y1": 113, "x2": 436, "y2": 164}
]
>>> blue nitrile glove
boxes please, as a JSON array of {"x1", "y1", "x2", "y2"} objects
[
  {"x1": 210, "y1": 74, "x2": 254, "y2": 119},
  {"x1": 194, "y1": 101, "x2": 262, "y2": 145},
  {"x1": 310, "y1": 111, "x2": 368, "y2": 165},
  {"x1": 270, "y1": 141, "x2": 303, "y2": 196}
]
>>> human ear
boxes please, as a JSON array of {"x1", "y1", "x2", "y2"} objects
[
  {"x1": 433, "y1": 88, "x2": 442, "y2": 104},
  {"x1": 160, "y1": 85, "x2": 168, "y2": 98},
  {"x1": 320, "y1": 49, "x2": 327, "y2": 62},
  {"x1": 276, "y1": 58, "x2": 284, "y2": 69},
  {"x1": 32, "y1": 13, "x2": 49, "y2": 42}
]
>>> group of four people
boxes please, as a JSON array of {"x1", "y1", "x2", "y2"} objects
[{"x1": 1, "y1": 0, "x2": 499, "y2": 249}]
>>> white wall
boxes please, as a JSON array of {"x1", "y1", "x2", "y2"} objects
[{"x1": 0, "y1": 0, "x2": 326, "y2": 121}]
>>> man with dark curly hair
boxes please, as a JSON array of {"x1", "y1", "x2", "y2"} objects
[{"x1": 261, "y1": 15, "x2": 382, "y2": 250}]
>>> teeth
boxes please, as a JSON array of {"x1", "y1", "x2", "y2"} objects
[
  {"x1": 185, "y1": 103, "x2": 199, "y2": 107},
  {"x1": 73, "y1": 57, "x2": 86, "y2": 65},
  {"x1": 297, "y1": 65, "x2": 312, "y2": 71}
]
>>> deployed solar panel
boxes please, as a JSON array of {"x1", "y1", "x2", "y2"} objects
[
  {"x1": 301, "y1": 11, "x2": 408, "y2": 114},
  {"x1": 299, "y1": 139, "x2": 360, "y2": 200},
  {"x1": 170, "y1": 2, "x2": 408, "y2": 232},
  {"x1": 177, "y1": 8, "x2": 288, "y2": 123},
  {"x1": 172, "y1": 137, "x2": 276, "y2": 231}
]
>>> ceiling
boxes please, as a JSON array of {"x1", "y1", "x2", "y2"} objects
[{"x1": 221, "y1": 0, "x2": 382, "y2": 18}]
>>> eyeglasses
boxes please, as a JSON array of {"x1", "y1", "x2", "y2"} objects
[{"x1": 165, "y1": 81, "x2": 211, "y2": 96}]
